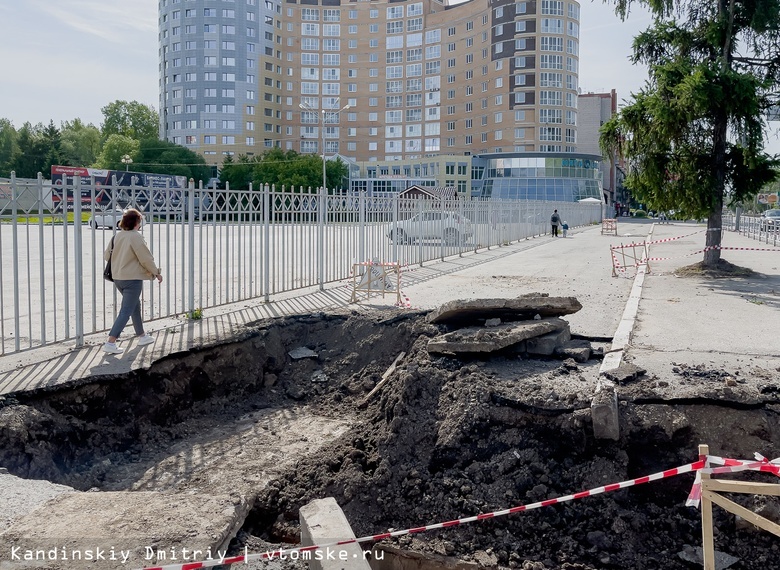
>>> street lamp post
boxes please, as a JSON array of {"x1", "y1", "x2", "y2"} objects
[
  {"x1": 299, "y1": 101, "x2": 350, "y2": 191},
  {"x1": 121, "y1": 154, "x2": 133, "y2": 172}
]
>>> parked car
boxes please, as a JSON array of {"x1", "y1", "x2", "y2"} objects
[
  {"x1": 387, "y1": 211, "x2": 473, "y2": 245},
  {"x1": 88, "y1": 208, "x2": 124, "y2": 229},
  {"x1": 760, "y1": 209, "x2": 780, "y2": 231}
]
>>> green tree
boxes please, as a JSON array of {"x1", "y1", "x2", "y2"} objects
[
  {"x1": 135, "y1": 139, "x2": 211, "y2": 183},
  {"x1": 101, "y1": 101, "x2": 159, "y2": 141},
  {"x1": 600, "y1": 0, "x2": 780, "y2": 266},
  {"x1": 220, "y1": 154, "x2": 256, "y2": 190},
  {"x1": 60, "y1": 119, "x2": 102, "y2": 167},
  {"x1": 8, "y1": 122, "x2": 56, "y2": 178},
  {"x1": 94, "y1": 134, "x2": 140, "y2": 170},
  {"x1": 0, "y1": 119, "x2": 19, "y2": 178},
  {"x1": 249, "y1": 148, "x2": 348, "y2": 192}
]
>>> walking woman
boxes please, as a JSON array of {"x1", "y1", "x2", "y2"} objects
[{"x1": 103, "y1": 209, "x2": 163, "y2": 354}]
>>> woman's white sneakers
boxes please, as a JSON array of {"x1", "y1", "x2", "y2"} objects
[
  {"x1": 102, "y1": 342, "x2": 123, "y2": 355},
  {"x1": 103, "y1": 335, "x2": 154, "y2": 354},
  {"x1": 137, "y1": 334, "x2": 156, "y2": 346}
]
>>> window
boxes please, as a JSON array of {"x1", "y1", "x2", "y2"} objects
[
  {"x1": 387, "y1": 5, "x2": 403, "y2": 19},
  {"x1": 407, "y1": 18, "x2": 423, "y2": 32},
  {"x1": 323, "y1": 9, "x2": 340, "y2": 21},
  {"x1": 542, "y1": 0, "x2": 564, "y2": 15},
  {"x1": 204, "y1": 8, "x2": 216, "y2": 16},
  {"x1": 222, "y1": 57, "x2": 236, "y2": 66},
  {"x1": 222, "y1": 120, "x2": 236, "y2": 129},
  {"x1": 204, "y1": 88, "x2": 217, "y2": 97},
  {"x1": 541, "y1": 18, "x2": 563, "y2": 34},
  {"x1": 540, "y1": 54, "x2": 563, "y2": 69},
  {"x1": 222, "y1": 25, "x2": 235, "y2": 34},
  {"x1": 204, "y1": 136, "x2": 216, "y2": 144},
  {"x1": 204, "y1": 24, "x2": 216, "y2": 33},
  {"x1": 387, "y1": 21, "x2": 403, "y2": 34},
  {"x1": 567, "y1": 39, "x2": 579, "y2": 55},
  {"x1": 204, "y1": 56, "x2": 217, "y2": 65},
  {"x1": 302, "y1": 8, "x2": 319, "y2": 21},
  {"x1": 539, "y1": 90, "x2": 562, "y2": 106},
  {"x1": 541, "y1": 37, "x2": 563, "y2": 51},
  {"x1": 223, "y1": 9, "x2": 235, "y2": 17}
]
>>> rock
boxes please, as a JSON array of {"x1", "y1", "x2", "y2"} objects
[
  {"x1": 311, "y1": 370, "x2": 329, "y2": 383},
  {"x1": 289, "y1": 347, "x2": 318, "y2": 360},
  {"x1": 427, "y1": 318, "x2": 569, "y2": 355},
  {"x1": 554, "y1": 339, "x2": 592, "y2": 362},
  {"x1": 591, "y1": 383, "x2": 619, "y2": 440},
  {"x1": 526, "y1": 327, "x2": 571, "y2": 356},
  {"x1": 600, "y1": 362, "x2": 646, "y2": 385},
  {"x1": 427, "y1": 294, "x2": 582, "y2": 326},
  {"x1": 264, "y1": 373, "x2": 278, "y2": 387},
  {"x1": 485, "y1": 318, "x2": 502, "y2": 327},
  {"x1": 677, "y1": 545, "x2": 738, "y2": 569},
  {"x1": 285, "y1": 385, "x2": 306, "y2": 400}
]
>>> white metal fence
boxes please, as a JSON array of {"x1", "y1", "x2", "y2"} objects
[
  {"x1": 723, "y1": 212, "x2": 780, "y2": 247},
  {"x1": 0, "y1": 173, "x2": 602, "y2": 355}
]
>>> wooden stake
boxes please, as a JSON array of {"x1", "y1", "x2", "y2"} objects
[
  {"x1": 699, "y1": 443, "x2": 715, "y2": 570},
  {"x1": 357, "y1": 351, "x2": 405, "y2": 409}
]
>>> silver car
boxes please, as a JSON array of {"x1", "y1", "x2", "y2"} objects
[{"x1": 387, "y1": 211, "x2": 473, "y2": 245}]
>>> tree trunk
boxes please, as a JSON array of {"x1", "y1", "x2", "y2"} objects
[
  {"x1": 705, "y1": 109, "x2": 728, "y2": 267},
  {"x1": 703, "y1": 197, "x2": 723, "y2": 266}
]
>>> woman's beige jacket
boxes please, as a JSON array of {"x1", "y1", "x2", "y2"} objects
[{"x1": 103, "y1": 230, "x2": 160, "y2": 280}]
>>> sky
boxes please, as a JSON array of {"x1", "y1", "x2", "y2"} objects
[{"x1": 1, "y1": 0, "x2": 778, "y2": 155}]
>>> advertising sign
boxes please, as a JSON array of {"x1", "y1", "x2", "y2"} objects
[{"x1": 50, "y1": 166, "x2": 187, "y2": 211}]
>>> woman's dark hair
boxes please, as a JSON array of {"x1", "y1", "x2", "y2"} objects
[{"x1": 120, "y1": 209, "x2": 143, "y2": 231}]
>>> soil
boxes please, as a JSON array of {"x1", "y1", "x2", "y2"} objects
[
  {"x1": 1, "y1": 309, "x2": 779, "y2": 570},
  {"x1": 674, "y1": 259, "x2": 757, "y2": 278}
]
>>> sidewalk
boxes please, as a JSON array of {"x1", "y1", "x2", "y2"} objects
[{"x1": 1, "y1": 219, "x2": 778, "y2": 398}]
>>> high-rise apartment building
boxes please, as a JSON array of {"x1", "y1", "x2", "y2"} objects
[{"x1": 159, "y1": 0, "x2": 581, "y2": 168}]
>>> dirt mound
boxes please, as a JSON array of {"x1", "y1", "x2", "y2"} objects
[
  {"x1": 236, "y1": 331, "x2": 780, "y2": 569},
  {"x1": 1, "y1": 310, "x2": 778, "y2": 569}
]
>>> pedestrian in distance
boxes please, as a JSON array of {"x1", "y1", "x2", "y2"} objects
[
  {"x1": 103, "y1": 209, "x2": 163, "y2": 355},
  {"x1": 550, "y1": 209, "x2": 561, "y2": 237},
  {"x1": 562, "y1": 220, "x2": 569, "y2": 238}
]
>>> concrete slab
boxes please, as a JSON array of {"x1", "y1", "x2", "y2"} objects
[
  {"x1": 0, "y1": 473, "x2": 73, "y2": 533},
  {"x1": 299, "y1": 498, "x2": 370, "y2": 570},
  {"x1": 0, "y1": 490, "x2": 247, "y2": 570},
  {"x1": 427, "y1": 318, "x2": 568, "y2": 354},
  {"x1": 427, "y1": 294, "x2": 582, "y2": 326}
]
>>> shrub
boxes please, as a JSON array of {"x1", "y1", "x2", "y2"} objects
[{"x1": 633, "y1": 210, "x2": 648, "y2": 218}]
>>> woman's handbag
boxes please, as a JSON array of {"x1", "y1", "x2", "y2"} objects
[{"x1": 103, "y1": 237, "x2": 115, "y2": 282}]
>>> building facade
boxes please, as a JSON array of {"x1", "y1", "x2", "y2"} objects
[
  {"x1": 578, "y1": 89, "x2": 617, "y2": 205},
  {"x1": 158, "y1": 0, "x2": 582, "y2": 170}
]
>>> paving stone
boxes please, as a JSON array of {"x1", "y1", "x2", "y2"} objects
[
  {"x1": 525, "y1": 327, "x2": 572, "y2": 356},
  {"x1": 427, "y1": 318, "x2": 568, "y2": 355},
  {"x1": 427, "y1": 294, "x2": 582, "y2": 326}
]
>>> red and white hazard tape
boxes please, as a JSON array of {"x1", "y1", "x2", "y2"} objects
[
  {"x1": 138, "y1": 459, "x2": 716, "y2": 570},
  {"x1": 645, "y1": 244, "x2": 780, "y2": 263},
  {"x1": 610, "y1": 229, "x2": 706, "y2": 250},
  {"x1": 686, "y1": 453, "x2": 780, "y2": 507}
]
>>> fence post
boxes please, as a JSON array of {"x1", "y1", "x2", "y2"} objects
[
  {"x1": 187, "y1": 179, "x2": 196, "y2": 315},
  {"x1": 10, "y1": 172, "x2": 20, "y2": 352},
  {"x1": 73, "y1": 175, "x2": 84, "y2": 347},
  {"x1": 263, "y1": 184, "x2": 270, "y2": 302},
  {"x1": 698, "y1": 444, "x2": 714, "y2": 570},
  {"x1": 318, "y1": 185, "x2": 326, "y2": 291},
  {"x1": 358, "y1": 190, "x2": 366, "y2": 266}
]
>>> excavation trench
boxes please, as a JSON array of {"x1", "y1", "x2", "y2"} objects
[{"x1": 0, "y1": 309, "x2": 779, "y2": 570}]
